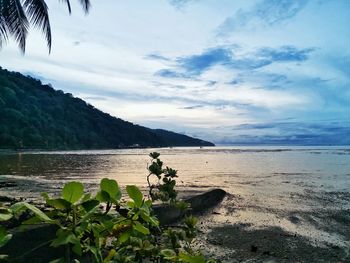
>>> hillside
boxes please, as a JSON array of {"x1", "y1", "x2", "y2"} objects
[{"x1": 0, "y1": 67, "x2": 214, "y2": 149}]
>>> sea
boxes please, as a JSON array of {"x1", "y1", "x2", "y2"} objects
[{"x1": 0, "y1": 146, "x2": 350, "y2": 251}]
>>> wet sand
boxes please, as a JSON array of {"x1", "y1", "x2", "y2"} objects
[{"x1": 194, "y1": 190, "x2": 350, "y2": 262}]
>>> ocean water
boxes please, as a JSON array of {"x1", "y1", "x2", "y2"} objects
[
  {"x1": 0, "y1": 146, "x2": 349, "y2": 196},
  {"x1": 0, "y1": 146, "x2": 350, "y2": 248}
]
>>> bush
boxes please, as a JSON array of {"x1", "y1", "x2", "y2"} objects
[{"x1": 0, "y1": 153, "x2": 215, "y2": 263}]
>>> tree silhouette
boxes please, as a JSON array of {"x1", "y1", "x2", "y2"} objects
[{"x1": 0, "y1": 0, "x2": 91, "y2": 53}]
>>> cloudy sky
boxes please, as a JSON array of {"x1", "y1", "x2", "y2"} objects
[{"x1": 1, "y1": 0, "x2": 350, "y2": 145}]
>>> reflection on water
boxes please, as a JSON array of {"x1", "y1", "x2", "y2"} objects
[
  {"x1": 0, "y1": 146, "x2": 350, "y2": 198},
  {"x1": 1, "y1": 146, "x2": 350, "y2": 247}
]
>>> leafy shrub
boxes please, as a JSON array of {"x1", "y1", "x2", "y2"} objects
[
  {"x1": 147, "y1": 152, "x2": 178, "y2": 203},
  {"x1": 0, "y1": 153, "x2": 215, "y2": 262}
]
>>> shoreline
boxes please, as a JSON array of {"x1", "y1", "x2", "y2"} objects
[
  {"x1": 1, "y1": 147, "x2": 350, "y2": 262},
  {"x1": 1, "y1": 187, "x2": 349, "y2": 262}
]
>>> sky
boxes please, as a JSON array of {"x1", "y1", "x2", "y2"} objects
[{"x1": 0, "y1": 0, "x2": 350, "y2": 145}]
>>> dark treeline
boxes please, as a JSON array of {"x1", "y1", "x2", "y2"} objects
[{"x1": 0, "y1": 67, "x2": 214, "y2": 149}]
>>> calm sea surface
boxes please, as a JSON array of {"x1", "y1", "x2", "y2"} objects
[
  {"x1": 1, "y1": 146, "x2": 350, "y2": 247},
  {"x1": 0, "y1": 147, "x2": 350, "y2": 194},
  {"x1": 0, "y1": 146, "x2": 349, "y2": 197}
]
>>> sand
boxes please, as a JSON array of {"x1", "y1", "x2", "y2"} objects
[{"x1": 193, "y1": 191, "x2": 350, "y2": 262}]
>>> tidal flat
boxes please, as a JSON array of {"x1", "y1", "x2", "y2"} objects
[{"x1": 1, "y1": 146, "x2": 349, "y2": 262}]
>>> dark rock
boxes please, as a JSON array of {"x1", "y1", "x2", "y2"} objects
[
  {"x1": 251, "y1": 245, "x2": 258, "y2": 252},
  {"x1": 0, "y1": 224, "x2": 63, "y2": 263},
  {"x1": 187, "y1": 189, "x2": 226, "y2": 213},
  {"x1": 0, "y1": 196, "x2": 17, "y2": 203},
  {"x1": 1, "y1": 224, "x2": 98, "y2": 263},
  {"x1": 0, "y1": 181, "x2": 18, "y2": 188},
  {"x1": 153, "y1": 189, "x2": 226, "y2": 225},
  {"x1": 153, "y1": 204, "x2": 185, "y2": 225},
  {"x1": 289, "y1": 215, "x2": 301, "y2": 224}
]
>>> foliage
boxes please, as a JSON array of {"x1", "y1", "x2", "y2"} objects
[
  {"x1": 147, "y1": 152, "x2": 178, "y2": 203},
  {"x1": 0, "y1": 0, "x2": 91, "y2": 53},
  {"x1": 0, "y1": 67, "x2": 214, "y2": 150},
  {"x1": 0, "y1": 153, "x2": 215, "y2": 262}
]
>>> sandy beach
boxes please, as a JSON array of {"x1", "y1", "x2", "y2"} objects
[{"x1": 194, "y1": 187, "x2": 350, "y2": 262}]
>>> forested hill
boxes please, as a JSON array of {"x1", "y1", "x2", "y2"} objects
[{"x1": 0, "y1": 67, "x2": 214, "y2": 149}]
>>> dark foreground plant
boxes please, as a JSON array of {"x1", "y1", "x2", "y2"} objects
[
  {"x1": 0, "y1": 0, "x2": 91, "y2": 53},
  {"x1": 147, "y1": 152, "x2": 178, "y2": 203},
  {"x1": 0, "y1": 152, "x2": 215, "y2": 263}
]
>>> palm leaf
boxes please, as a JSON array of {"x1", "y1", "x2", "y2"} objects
[
  {"x1": 0, "y1": 15, "x2": 9, "y2": 48},
  {"x1": 59, "y1": 0, "x2": 72, "y2": 14},
  {"x1": 59, "y1": 0, "x2": 91, "y2": 14},
  {"x1": 0, "y1": 0, "x2": 29, "y2": 53},
  {"x1": 78, "y1": 0, "x2": 90, "y2": 13},
  {"x1": 0, "y1": 0, "x2": 91, "y2": 53},
  {"x1": 23, "y1": 0, "x2": 51, "y2": 52}
]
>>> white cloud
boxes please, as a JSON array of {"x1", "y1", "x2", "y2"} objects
[{"x1": 0, "y1": 0, "x2": 349, "y2": 144}]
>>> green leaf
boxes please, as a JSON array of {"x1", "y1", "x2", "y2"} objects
[
  {"x1": 79, "y1": 207, "x2": 99, "y2": 223},
  {"x1": 41, "y1": 192, "x2": 49, "y2": 200},
  {"x1": 178, "y1": 252, "x2": 206, "y2": 263},
  {"x1": 87, "y1": 245, "x2": 103, "y2": 263},
  {"x1": 11, "y1": 202, "x2": 53, "y2": 222},
  {"x1": 42, "y1": 193, "x2": 71, "y2": 210},
  {"x1": 81, "y1": 193, "x2": 92, "y2": 202},
  {"x1": 103, "y1": 249, "x2": 116, "y2": 263},
  {"x1": 62, "y1": 182, "x2": 84, "y2": 204},
  {"x1": 0, "y1": 210, "x2": 12, "y2": 221},
  {"x1": 126, "y1": 201, "x2": 135, "y2": 208},
  {"x1": 161, "y1": 249, "x2": 177, "y2": 260},
  {"x1": 117, "y1": 231, "x2": 130, "y2": 244},
  {"x1": 21, "y1": 216, "x2": 43, "y2": 226},
  {"x1": 149, "y1": 152, "x2": 160, "y2": 159},
  {"x1": 126, "y1": 185, "x2": 143, "y2": 207},
  {"x1": 72, "y1": 242, "x2": 82, "y2": 256},
  {"x1": 49, "y1": 258, "x2": 65, "y2": 263},
  {"x1": 0, "y1": 226, "x2": 12, "y2": 247},
  {"x1": 144, "y1": 199, "x2": 152, "y2": 207},
  {"x1": 51, "y1": 229, "x2": 79, "y2": 247},
  {"x1": 100, "y1": 178, "x2": 121, "y2": 201},
  {"x1": 96, "y1": 190, "x2": 110, "y2": 202},
  {"x1": 140, "y1": 212, "x2": 150, "y2": 222},
  {"x1": 81, "y1": 199, "x2": 100, "y2": 212},
  {"x1": 148, "y1": 216, "x2": 159, "y2": 226},
  {"x1": 133, "y1": 221, "x2": 149, "y2": 235},
  {"x1": 0, "y1": 234, "x2": 12, "y2": 247},
  {"x1": 46, "y1": 198, "x2": 71, "y2": 210}
]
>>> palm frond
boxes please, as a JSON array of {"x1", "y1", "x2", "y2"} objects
[
  {"x1": 59, "y1": 0, "x2": 72, "y2": 14},
  {"x1": 0, "y1": 0, "x2": 29, "y2": 53},
  {"x1": 78, "y1": 0, "x2": 90, "y2": 13},
  {"x1": 0, "y1": 0, "x2": 92, "y2": 53},
  {"x1": 58, "y1": 0, "x2": 91, "y2": 14},
  {"x1": 23, "y1": 0, "x2": 51, "y2": 52},
  {"x1": 0, "y1": 15, "x2": 9, "y2": 48}
]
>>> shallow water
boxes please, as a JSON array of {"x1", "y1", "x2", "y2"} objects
[
  {"x1": 1, "y1": 146, "x2": 350, "y2": 253},
  {"x1": 1, "y1": 146, "x2": 349, "y2": 197}
]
